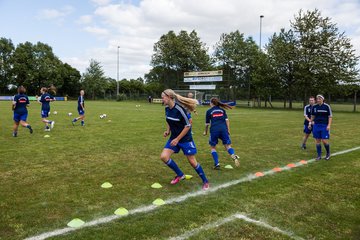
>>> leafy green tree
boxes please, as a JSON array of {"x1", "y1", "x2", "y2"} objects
[
  {"x1": 149, "y1": 30, "x2": 212, "y2": 88},
  {"x1": 81, "y1": 59, "x2": 107, "y2": 99},
  {"x1": 214, "y1": 31, "x2": 267, "y2": 100},
  {"x1": 0, "y1": 38, "x2": 15, "y2": 94},
  {"x1": 57, "y1": 63, "x2": 81, "y2": 97},
  {"x1": 291, "y1": 9, "x2": 359, "y2": 104},
  {"x1": 11, "y1": 41, "x2": 63, "y2": 95},
  {"x1": 267, "y1": 29, "x2": 299, "y2": 108}
]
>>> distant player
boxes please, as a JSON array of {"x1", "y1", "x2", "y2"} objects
[
  {"x1": 301, "y1": 96, "x2": 315, "y2": 149},
  {"x1": 203, "y1": 97, "x2": 239, "y2": 169},
  {"x1": 12, "y1": 86, "x2": 33, "y2": 137},
  {"x1": 72, "y1": 90, "x2": 85, "y2": 126},
  {"x1": 39, "y1": 87, "x2": 56, "y2": 131},
  {"x1": 310, "y1": 94, "x2": 333, "y2": 160},
  {"x1": 160, "y1": 89, "x2": 209, "y2": 190}
]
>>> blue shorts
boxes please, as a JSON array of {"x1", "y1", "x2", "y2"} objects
[
  {"x1": 164, "y1": 139, "x2": 197, "y2": 155},
  {"x1": 303, "y1": 124, "x2": 312, "y2": 134},
  {"x1": 313, "y1": 124, "x2": 330, "y2": 139},
  {"x1": 78, "y1": 108, "x2": 85, "y2": 115},
  {"x1": 209, "y1": 130, "x2": 231, "y2": 146},
  {"x1": 41, "y1": 110, "x2": 49, "y2": 118},
  {"x1": 14, "y1": 112, "x2": 28, "y2": 122}
]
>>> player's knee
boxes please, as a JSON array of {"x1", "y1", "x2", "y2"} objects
[{"x1": 160, "y1": 153, "x2": 169, "y2": 162}]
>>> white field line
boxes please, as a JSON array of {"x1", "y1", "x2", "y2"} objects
[
  {"x1": 168, "y1": 213, "x2": 304, "y2": 240},
  {"x1": 24, "y1": 146, "x2": 360, "y2": 240}
]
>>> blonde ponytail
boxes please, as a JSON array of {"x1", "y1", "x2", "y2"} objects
[{"x1": 163, "y1": 89, "x2": 198, "y2": 112}]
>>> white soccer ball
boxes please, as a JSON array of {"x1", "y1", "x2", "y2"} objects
[
  {"x1": 68, "y1": 112, "x2": 72, "y2": 116},
  {"x1": 53, "y1": 111, "x2": 58, "y2": 115}
]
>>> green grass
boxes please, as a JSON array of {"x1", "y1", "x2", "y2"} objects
[{"x1": 0, "y1": 100, "x2": 359, "y2": 240}]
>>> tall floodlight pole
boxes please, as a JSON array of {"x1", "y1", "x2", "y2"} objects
[
  {"x1": 117, "y1": 46, "x2": 120, "y2": 96},
  {"x1": 259, "y1": 15, "x2": 264, "y2": 51}
]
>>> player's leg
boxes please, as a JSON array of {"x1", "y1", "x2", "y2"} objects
[
  {"x1": 313, "y1": 124, "x2": 322, "y2": 160},
  {"x1": 161, "y1": 143, "x2": 184, "y2": 184},
  {"x1": 12, "y1": 121, "x2": 19, "y2": 137},
  {"x1": 186, "y1": 154, "x2": 209, "y2": 190},
  {"x1": 209, "y1": 132, "x2": 221, "y2": 169},
  {"x1": 210, "y1": 146, "x2": 220, "y2": 169},
  {"x1": 20, "y1": 113, "x2": 32, "y2": 134},
  {"x1": 302, "y1": 124, "x2": 311, "y2": 149},
  {"x1": 221, "y1": 132, "x2": 239, "y2": 167},
  {"x1": 321, "y1": 126, "x2": 330, "y2": 160}
]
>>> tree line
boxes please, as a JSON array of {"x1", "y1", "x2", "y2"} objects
[
  {"x1": 1, "y1": 9, "x2": 359, "y2": 107},
  {"x1": 147, "y1": 9, "x2": 359, "y2": 108}
]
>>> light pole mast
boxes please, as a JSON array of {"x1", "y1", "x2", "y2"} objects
[
  {"x1": 117, "y1": 46, "x2": 120, "y2": 96},
  {"x1": 259, "y1": 15, "x2": 264, "y2": 51}
]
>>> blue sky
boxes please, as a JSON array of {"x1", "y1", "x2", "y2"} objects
[{"x1": 1, "y1": 0, "x2": 360, "y2": 80}]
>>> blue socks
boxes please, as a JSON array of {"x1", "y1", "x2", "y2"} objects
[
  {"x1": 211, "y1": 149, "x2": 219, "y2": 166},
  {"x1": 227, "y1": 147, "x2": 235, "y2": 155},
  {"x1": 73, "y1": 118, "x2": 77, "y2": 122},
  {"x1": 166, "y1": 159, "x2": 184, "y2": 177},
  {"x1": 324, "y1": 143, "x2": 330, "y2": 155},
  {"x1": 316, "y1": 144, "x2": 322, "y2": 157},
  {"x1": 194, "y1": 163, "x2": 208, "y2": 183},
  {"x1": 81, "y1": 120, "x2": 85, "y2": 126}
]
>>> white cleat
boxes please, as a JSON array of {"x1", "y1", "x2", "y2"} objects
[
  {"x1": 50, "y1": 121, "x2": 55, "y2": 129},
  {"x1": 231, "y1": 154, "x2": 240, "y2": 167}
]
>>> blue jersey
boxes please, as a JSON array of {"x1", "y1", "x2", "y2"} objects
[
  {"x1": 78, "y1": 95, "x2": 84, "y2": 109},
  {"x1": 206, "y1": 106, "x2": 228, "y2": 132},
  {"x1": 165, "y1": 103, "x2": 192, "y2": 143},
  {"x1": 311, "y1": 103, "x2": 332, "y2": 125},
  {"x1": 40, "y1": 93, "x2": 54, "y2": 111},
  {"x1": 13, "y1": 94, "x2": 29, "y2": 114},
  {"x1": 303, "y1": 104, "x2": 313, "y2": 125}
]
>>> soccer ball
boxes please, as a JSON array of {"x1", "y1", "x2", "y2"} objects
[
  {"x1": 68, "y1": 112, "x2": 72, "y2": 116},
  {"x1": 53, "y1": 111, "x2": 58, "y2": 115}
]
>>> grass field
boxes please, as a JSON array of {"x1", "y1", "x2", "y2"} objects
[{"x1": 0, "y1": 100, "x2": 359, "y2": 240}]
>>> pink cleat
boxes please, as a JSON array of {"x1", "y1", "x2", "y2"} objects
[
  {"x1": 202, "y1": 182, "x2": 210, "y2": 190},
  {"x1": 170, "y1": 175, "x2": 185, "y2": 185}
]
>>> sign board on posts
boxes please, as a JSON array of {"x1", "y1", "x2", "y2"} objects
[
  {"x1": 184, "y1": 70, "x2": 223, "y2": 77},
  {"x1": 189, "y1": 85, "x2": 216, "y2": 90},
  {"x1": 184, "y1": 76, "x2": 223, "y2": 82}
]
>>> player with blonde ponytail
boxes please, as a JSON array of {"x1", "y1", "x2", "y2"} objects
[{"x1": 160, "y1": 89, "x2": 209, "y2": 190}]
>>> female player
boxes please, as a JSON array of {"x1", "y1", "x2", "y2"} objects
[
  {"x1": 160, "y1": 89, "x2": 209, "y2": 190},
  {"x1": 310, "y1": 94, "x2": 332, "y2": 160},
  {"x1": 72, "y1": 90, "x2": 85, "y2": 126},
  {"x1": 203, "y1": 97, "x2": 239, "y2": 169},
  {"x1": 39, "y1": 86, "x2": 56, "y2": 131},
  {"x1": 12, "y1": 86, "x2": 33, "y2": 137},
  {"x1": 301, "y1": 96, "x2": 315, "y2": 149}
]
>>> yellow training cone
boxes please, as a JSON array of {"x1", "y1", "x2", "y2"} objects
[{"x1": 114, "y1": 207, "x2": 129, "y2": 216}]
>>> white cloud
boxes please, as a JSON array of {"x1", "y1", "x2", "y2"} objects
[
  {"x1": 66, "y1": 0, "x2": 360, "y2": 80},
  {"x1": 91, "y1": 0, "x2": 112, "y2": 6},
  {"x1": 84, "y1": 26, "x2": 109, "y2": 36},
  {"x1": 38, "y1": 5, "x2": 74, "y2": 20},
  {"x1": 77, "y1": 15, "x2": 93, "y2": 25}
]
